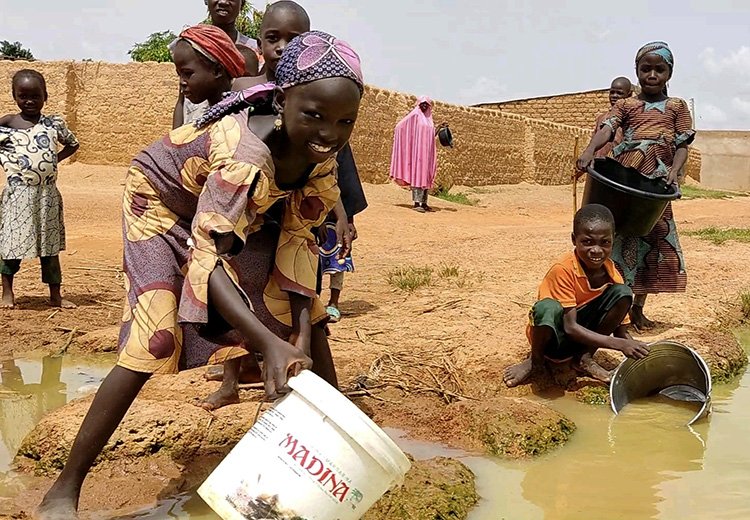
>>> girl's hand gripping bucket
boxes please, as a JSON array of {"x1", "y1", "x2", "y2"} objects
[{"x1": 197, "y1": 370, "x2": 411, "y2": 520}]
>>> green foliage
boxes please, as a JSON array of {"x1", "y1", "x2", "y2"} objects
[
  {"x1": 128, "y1": 31, "x2": 177, "y2": 63},
  {"x1": 684, "y1": 227, "x2": 750, "y2": 245},
  {"x1": 0, "y1": 40, "x2": 34, "y2": 61}
]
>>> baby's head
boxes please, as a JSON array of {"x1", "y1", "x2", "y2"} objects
[
  {"x1": 259, "y1": 1, "x2": 311, "y2": 78},
  {"x1": 172, "y1": 24, "x2": 246, "y2": 105},
  {"x1": 12, "y1": 69, "x2": 47, "y2": 117},
  {"x1": 572, "y1": 204, "x2": 615, "y2": 271},
  {"x1": 608, "y1": 77, "x2": 632, "y2": 106}
]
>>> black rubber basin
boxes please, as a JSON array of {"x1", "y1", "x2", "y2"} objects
[{"x1": 583, "y1": 157, "x2": 681, "y2": 237}]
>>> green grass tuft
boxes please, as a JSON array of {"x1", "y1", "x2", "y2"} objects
[
  {"x1": 386, "y1": 266, "x2": 433, "y2": 292},
  {"x1": 433, "y1": 188, "x2": 478, "y2": 206},
  {"x1": 680, "y1": 185, "x2": 747, "y2": 200},
  {"x1": 684, "y1": 227, "x2": 750, "y2": 245}
]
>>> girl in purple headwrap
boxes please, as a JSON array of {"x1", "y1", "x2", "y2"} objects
[
  {"x1": 36, "y1": 31, "x2": 364, "y2": 519},
  {"x1": 578, "y1": 41, "x2": 695, "y2": 331}
]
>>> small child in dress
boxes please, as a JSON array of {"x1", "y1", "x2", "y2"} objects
[
  {"x1": 593, "y1": 77, "x2": 632, "y2": 158},
  {"x1": 0, "y1": 70, "x2": 79, "y2": 309},
  {"x1": 503, "y1": 204, "x2": 649, "y2": 388}
]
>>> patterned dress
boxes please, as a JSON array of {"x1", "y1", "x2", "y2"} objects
[
  {"x1": 117, "y1": 110, "x2": 338, "y2": 374},
  {"x1": 0, "y1": 115, "x2": 78, "y2": 260},
  {"x1": 602, "y1": 97, "x2": 695, "y2": 294}
]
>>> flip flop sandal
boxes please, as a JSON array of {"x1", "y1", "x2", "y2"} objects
[{"x1": 326, "y1": 305, "x2": 341, "y2": 323}]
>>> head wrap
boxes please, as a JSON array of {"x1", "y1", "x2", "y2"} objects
[
  {"x1": 636, "y1": 41, "x2": 674, "y2": 70},
  {"x1": 194, "y1": 30, "x2": 364, "y2": 128},
  {"x1": 275, "y1": 31, "x2": 364, "y2": 94},
  {"x1": 173, "y1": 25, "x2": 246, "y2": 79}
]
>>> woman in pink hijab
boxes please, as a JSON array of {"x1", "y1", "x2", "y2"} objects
[{"x1": 390, "y1": 97, "x2": 445, "y2": 212}]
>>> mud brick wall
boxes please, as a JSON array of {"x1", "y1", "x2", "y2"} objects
[
  {"x1": 0, "y1": 61, "x2": 700, "y2": 185},
  {"x1": 476, "y1": 89, "x2": 611, "y2": 130}
]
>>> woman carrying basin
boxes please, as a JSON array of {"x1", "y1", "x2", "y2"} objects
[{"x1": 578, "y1": 41, "x2": 694, "y2": 332}]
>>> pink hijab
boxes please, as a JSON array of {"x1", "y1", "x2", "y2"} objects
[{"x1": 389, "y1": 97, "x2": 437, "y2": 189}]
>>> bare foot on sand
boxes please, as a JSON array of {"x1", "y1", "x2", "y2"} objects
[
  {"x1": 0, "y1": 291, "x2": 14, "y2": 309},
  {"x1": 630, "y1": 306, "x2": 655, "y2": 332},
  {"x1": 34, "y1": 496, "x2": 79, "y2": 520},
  {"x1": 576, "y1": 354, "x2": 612, "y2": 383},
  {"x1": 503, "y1": 358, "x2": 537, "y2": 388},
  {"x1": 50, "y1": 297, "x2": 77, "y2": 309},
  {"x1": 199, "y1": 385, "x2": 241, "y2": 411}
]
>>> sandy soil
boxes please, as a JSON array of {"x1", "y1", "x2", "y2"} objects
[{"x1": 2, "y1": 162, "x2": 750, "y2": 516}]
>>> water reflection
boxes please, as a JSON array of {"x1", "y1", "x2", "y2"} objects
[
  {"x1": 0, "y1": 354, "x2": 113, "y2": 472},
  {"x1": 520, "y1": 396, "x2": 707, "y2": 520}
]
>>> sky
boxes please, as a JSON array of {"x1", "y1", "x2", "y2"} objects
[{"x1": 1, "y1": 0, "x2": 749, "y2": 130}]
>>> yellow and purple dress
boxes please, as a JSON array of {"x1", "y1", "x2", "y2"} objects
[{"x1": 118, "y1": 110, "x2": 337, "y2": 374}]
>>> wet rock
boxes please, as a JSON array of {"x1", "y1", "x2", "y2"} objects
[
  {"x1": 671, "y1": 328, "x2": 748, "y2": 384},
  {"x1": 575, "y1": 385, "x2": 609, "y2": 405},
  {"x1": 364, "y1": 457, "x2": 477, "y2": 520},
  {"x1": 447, "y1": 397, "x2": 575, "y2": 458},
  {"x1": 15, "y1": 370, "x2": 264, "y2": 476}
]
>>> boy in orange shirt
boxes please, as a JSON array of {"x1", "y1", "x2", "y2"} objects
[{"x1": 504, "y1": 204, "x2": 649, "y2": 387}]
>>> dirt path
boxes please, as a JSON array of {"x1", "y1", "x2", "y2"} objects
[{"x1": 3, "y1": 162, "x2": 750, "y2": 516}]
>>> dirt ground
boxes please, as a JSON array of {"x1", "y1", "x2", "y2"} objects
[{"x1": 3, "y1": 162, "x2": 750, "y2": 515}]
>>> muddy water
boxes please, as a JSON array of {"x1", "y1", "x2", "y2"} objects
[{"x1": 3, "y1": 334, "x2": 750, "y2": 520}]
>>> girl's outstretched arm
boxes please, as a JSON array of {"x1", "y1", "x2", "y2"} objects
[
  {"x1": 577, "y1": 126, "x2": 614, "y2": 171},
  {"x1": 209, "y1": 263, "x2": 312, "y2": 397},
  {"x1": 670, "y1": 143, "x2": 689, "y2": 185}
]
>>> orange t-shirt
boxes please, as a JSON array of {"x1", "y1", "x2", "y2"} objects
[{"x1": 526, "y1": 251, "x2": 629, "y2": 341}]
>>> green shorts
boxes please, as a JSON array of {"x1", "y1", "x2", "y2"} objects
[
  {"x1": 529, "y1": 284, "x2": 632, "y2": 360},
  {"x1": 0, "y1": 256, "x2": 62, "y2": 285}
]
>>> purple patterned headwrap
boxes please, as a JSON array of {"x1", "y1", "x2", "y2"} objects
[
  {"x1": 194, "y1": 30, "x2": 363, "y2": 129},
  {"x1": 275, "y1": 31, "x2": 364, "y2": 94}
]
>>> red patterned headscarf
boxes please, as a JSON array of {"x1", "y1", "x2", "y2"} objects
[{"x1": 177, "y1": 25, "x2": 246, "y2": 79}]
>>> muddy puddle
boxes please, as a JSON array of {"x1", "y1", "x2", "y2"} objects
[{"x1": 3, "y1": 332, "x2": 750, "y2": 519}]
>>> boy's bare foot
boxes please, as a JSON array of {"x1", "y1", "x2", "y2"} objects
[
  {"x1": 503, "y1": 358, "x2": 537, "y2": 388},
  {"x1": 199, "y1": 384, "x2": 241, "y2": 411},
  {"x1": 0, "y1": 291, "x2": 14, "y2": 309},
  {"x1": 630, "y1": 306, "x2": 654, "y2": 331},
  {"x1": 34, "y1": 496, "x2": 79, "y2": 520},
  {"x1": 576, "y1": 354, "x2": 612, "y2": 383},
  {"x1": 50, "y1": 298, "x2": 77, "y2": 309}
]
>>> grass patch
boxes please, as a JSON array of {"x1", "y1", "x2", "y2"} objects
[
  {"x1": 680, "y1": 185, "x2": 747, "y2": 200},
  {"x1": 741, "y1": 290, "x2": 750, "y2": 321},
  {"x1": 433, "y1": 187, "x2": 478, "y2": 206},
  {"x1": 438, "y1": 264, "x2": 460, "y2": 279},
  {"x1": 684, "y1": 227, "x2": 750, "y2": 245},
  {"x1": 386, "y1": 266, "x2": 433, "y2": 292}
]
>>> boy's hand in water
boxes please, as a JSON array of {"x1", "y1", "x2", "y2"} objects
[
  {"x1": 261, "y1": 336, "x2": 312, "y2": 398},
  {"x1": 616, "y1": 338, "x2": 650, "y2": 359},
  {"x1": 577, "y1": 149, "x2": 595, "y2": 172}
]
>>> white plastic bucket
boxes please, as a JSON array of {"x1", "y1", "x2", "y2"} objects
[{"x1": 197, "y1": 370, "x2": 411, "y2": 520}]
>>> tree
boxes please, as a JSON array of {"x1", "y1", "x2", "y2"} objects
[
  {"x1": 0, "y1": 40, "x2": 34, "y2": 61},
  {"x1": 128, "y1": 30, "x2": 177, "y2": 63}
]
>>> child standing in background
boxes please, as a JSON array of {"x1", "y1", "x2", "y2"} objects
[
  {"x1": 578, "y1": 42, "x2": 694, "y2": 331},
  {"x1": 0, "y1": 70, "x2": 79, "y2": 309},
  {"x1": 172, "y1": 0, "x2": 260, "y2": 128},
  {"x1": 593, "y1": 77, "x2": 632, "y2": 158}
]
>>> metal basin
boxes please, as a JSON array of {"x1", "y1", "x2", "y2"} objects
[{"x1": 610, "y1": 340, "x2": 712, "y2": 425}]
